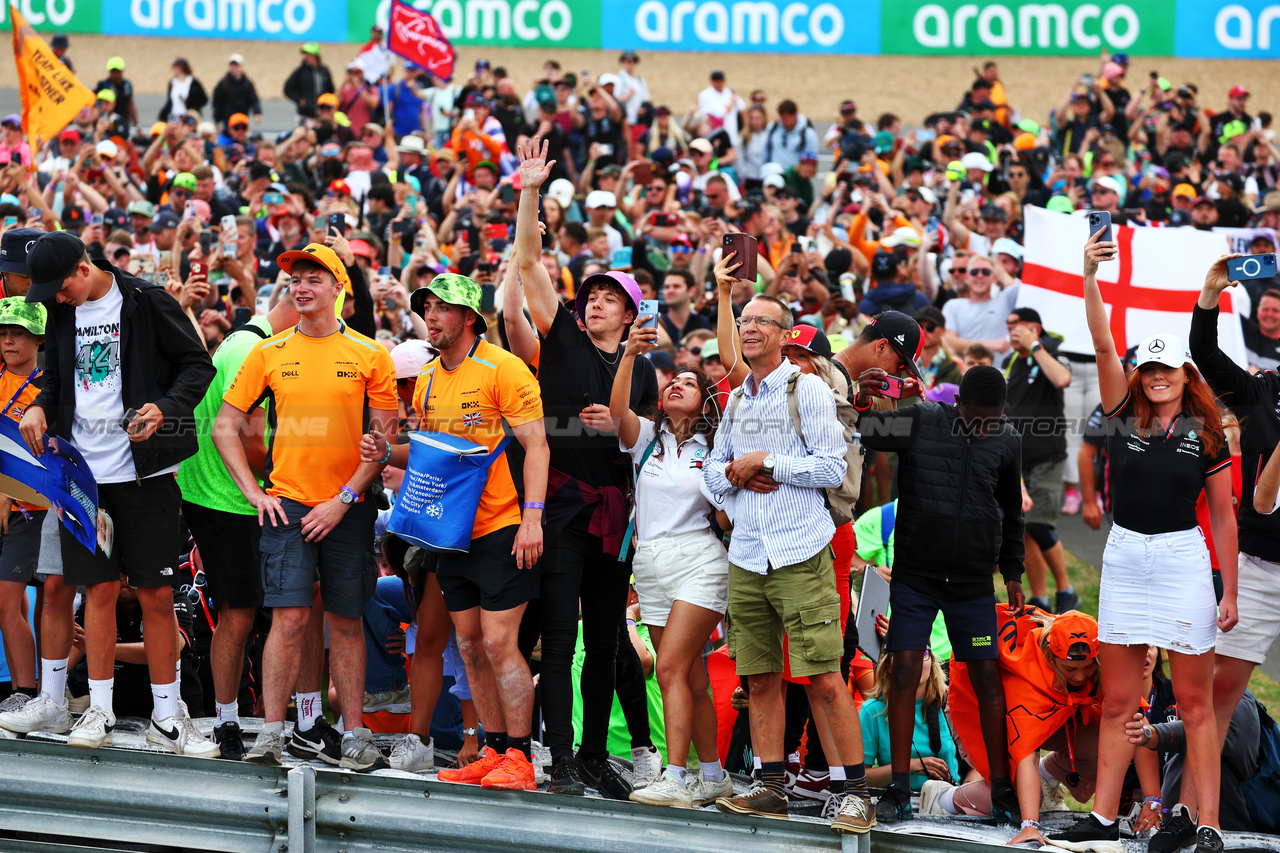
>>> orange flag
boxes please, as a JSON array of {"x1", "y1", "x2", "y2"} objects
[{"x1": 9, "y1": 5, "x2": 94, "y2": 151}]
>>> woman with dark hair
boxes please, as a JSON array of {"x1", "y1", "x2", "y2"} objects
[
  {"x1": 609, "y1": 301, "x2": 731, "y2": 810},
  {"x1": 160, "y1": 58, "x2": 208, "y2": 121},
  {"x1": 1046, "y1": 231, "x2": 1238, "y2": 853}
]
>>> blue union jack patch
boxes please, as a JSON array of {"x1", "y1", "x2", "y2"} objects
[{"x1": 463, "y1": 412, "x2": 482, "y2": 427}]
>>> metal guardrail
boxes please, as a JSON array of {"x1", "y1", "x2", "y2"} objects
[{"x1": 0, "y1": 738, "x2": 1023, "y2": 853}]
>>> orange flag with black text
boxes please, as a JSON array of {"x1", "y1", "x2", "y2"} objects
[{"x1": 9, "y1": 5, "x2": 94, "y2": 151}]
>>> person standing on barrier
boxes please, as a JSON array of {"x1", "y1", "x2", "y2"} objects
[
  {"x1": 16, "y1": 231, "x2": 217, "y2": 756},
  {"x1": 360, "y1": 273, "x2": 548, "y2": 790},
  {"x1": 703, "y1": 292, "x2": 875, "y2": 836},
  {"x1": 215, "y1": 243, "x2": 397, "y2": 772}
]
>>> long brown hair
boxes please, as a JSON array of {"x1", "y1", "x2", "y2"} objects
[
  {"x1": 1126, "y1": 363, "x2": 1224, "y2": 457},
  {"x1": 651, "y1": 367, "x2": 720, "y2": 460}
]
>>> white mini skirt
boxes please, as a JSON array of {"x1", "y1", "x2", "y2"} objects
[{"x1": 1098, "y1": 524, "x2": 1217, "y2": 655}]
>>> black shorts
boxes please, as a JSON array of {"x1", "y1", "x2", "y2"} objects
[
  {"x1": 884, "y1": 581, "x2": 999, "y2": 661},
  {"x1": 436, "y1": 525, "x2": 540, "y2": 613},
  {"x1": 0, "y1": 508, "x2": 47, "y2": 585},
  {"x1": 61, "y1": 475, "x2": 182, "y2": 589},
  {"x1": 182, "y1": 500, "x2": 263, "y2": 610}
]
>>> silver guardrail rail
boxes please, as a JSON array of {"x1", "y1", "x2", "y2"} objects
[{"x1": 0, "y1": 737, "x2": 1022, "y2": 853}]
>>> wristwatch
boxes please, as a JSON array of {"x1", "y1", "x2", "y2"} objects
[
  {"x1": 338, "y1": 486, "x2": 357, "y2": 505},
  {"x1": 462, "y1": 727, "x2": 479, "y2": 738},
  {"x1": 763, "y1": 454, "x2": 776, "y2": 472},
  {"x1": 1029, "y1": 341, "x2": 1042, "y2": 354}
]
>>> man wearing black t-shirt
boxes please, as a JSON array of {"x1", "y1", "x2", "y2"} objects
[
  {"x1": 1003, "y1": 308, "x2": 1078, "y2": 614},
  {"x1": 516, "y1": 139, "x2": 659, "y2": 799}
]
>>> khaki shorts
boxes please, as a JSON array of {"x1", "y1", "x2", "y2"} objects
[
  {"x1": 727, "y1": 546, "x2": 843, "y2": 678},
  {"x1": 1025, "y1": 458, "x2": 1065, "y2": 527}
]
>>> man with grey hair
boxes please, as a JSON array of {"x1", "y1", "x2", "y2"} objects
[{"x1": 704, "y1": 292, "x2": 875, "y2": 835}]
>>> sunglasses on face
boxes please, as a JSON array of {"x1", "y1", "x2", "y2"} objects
[
  {"x1": 170, "y1": 189, "x2": 191, "y2": 198},
  {"x1": 232, "y1": 123, "x2": 248, "y2": 131},
  {"x1": 671, "y1": 245, "x2": 692, "y2": 254},
  {"x1": 968, "y1": 267, "x2": 993, "y2": 277},
  {"x1": 181, "y1": 116, "x2": 197, "y2": 126},
  {"x1": 683, "y1": 345, "x2": 701, "y2": 356},
  {"x1": 921, "y1": 321, "x2": 938, "y2": 333}
]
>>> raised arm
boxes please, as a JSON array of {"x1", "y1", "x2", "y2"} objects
[
  {"x1": 943, "y1": 179, "x2": 971, "y2": 250},
  {"x1": 610, "y1": 320, "x2": 657, "y2": 450},
  {"x1": 714, "y1": 250, "x2": 750, "y2": 390},
  {"x1": 502, "y1": 252, "x2": 539, "y2": 366},
  {"x1": 1254, "y1": 437, "x2": 1280, "y2": 515},
  {"x1": 514, "y1": 138, "x2": 560, "y2": 336},
  {"x1": 1082, "y1": 229, "x2": 1127, "y2": 412}
]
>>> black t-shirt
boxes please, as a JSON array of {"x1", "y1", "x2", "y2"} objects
[
  {"x1": 1004, "y1": 342, "x2": 1069, "y2": 467},
  {"x1": 1082, "y1": 402, "x2": 1111, "y2": 512},
  {"x1": 539, "y1": 304, "x2": 659, "y2": 490},
  {"x1": 582, "y1": 111, "x2": 625, "y2": 167},
  {"x1": 1104, "y1": 393, "x2": 1232, "y2": 535}
]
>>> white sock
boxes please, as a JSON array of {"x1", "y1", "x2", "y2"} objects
[
  {"x1": 295, "y1": 691, "x2": 322, "y2": 732},
  {"x1": 666, "y1": 764, "x2": 688, "y2": 787},
  {"x1": 151, "y1": 680, "x2": 180, "y2": 721},
  {"x1": 1038, "y1": 757, "x2": 1060, "y2": 783},
  {"x1": 1090, "y1": 811, "x2": 1116, "y2": 827},
  {"x1": 40, "y1": 657, "x2": 69, "y2": 705},
  {"x1": 216, "y1": 701, "x2": 239, "y2": 726},
  {"x1": 830, "y1": 766, "x2": 847, "y2": 781},
  {"x1": 940, "y1": 786, "x2": 959, "y2": 814},
  {"x1": 88, "y1": 677, "x2": 113, "y2": 713},
  {"x1": 701, "y1": 760, "x2": 725, "y2": 782},
  {"x1": 753, "y1": 756, "x2": 762, "y2": 770}
]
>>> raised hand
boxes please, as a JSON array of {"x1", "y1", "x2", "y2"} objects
[{"x1": 516, "y1": 138, "x2": 556, "y2": 190}]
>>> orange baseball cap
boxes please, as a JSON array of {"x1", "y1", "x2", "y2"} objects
[
  {"x1": 277, "y1": 243, "x2": 353, "y2": 295},
  {"x1": 1045, "y1": 611, "x2": 1099, "y2": 661},
  {"x1": 317, "y1": 93, "x2": 339, "y2": 108},
  {"x1": 229, "y1": 113, "x2": 250, "y2": 127},
  {"x1": 1172, "y1": 183, "x2": 1197, "y2": 199},
  {"x1": 1014, "y1": 132, "x2": 1037, "y2": 151},
  {"x1": 935, "y1": 134, "x2": 961, "y2": 151}
]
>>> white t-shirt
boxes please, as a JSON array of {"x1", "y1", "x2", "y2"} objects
[
  {"x1": 72, "y1": 280, "x2": 135, "y2": 483},
  {"x1": 697, "y1": 85, "x2": 742, "y2": 147},
  {"x1": 622, "y1": 418, "x2": 715, "y2": 542},
  {"x1": 942, "y1": 283, "x2": 1021, "y2": 345},
  {"x1": 614, "y1": 69, "x2": 650, "y2": 125}
]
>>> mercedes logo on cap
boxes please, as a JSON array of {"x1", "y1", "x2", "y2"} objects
[{"x1": 1149, "y1": 339, "x2": 1165, "y2": 353}]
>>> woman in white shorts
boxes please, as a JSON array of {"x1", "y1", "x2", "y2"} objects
[
  {"x1": 1046, "y1": 233, "x2": 1239, "y2": 853},
  {"x1": 609, "y1": 304, "x2": 733, "y2": 810}
]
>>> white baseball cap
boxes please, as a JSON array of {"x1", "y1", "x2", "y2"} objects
[
  {"x1": 546, "y1": 178, "x2": 575, "y2": 210},
  {"x1": 1133, "y1": 333, "x2": 1191, "y2": 369},
  {"x1": 882, "y1": 227, "x2": 921, "y2": 248},
  {"x1": 597, "y1": 73, "x2": 620, "y2": 87},
  {"x1": 391, "y1": 339, "x2": 438, "y2": 379},
  {"x1": 763, "y1": 173, "x2": 786, "y2": 189},
  {"x1": 585, "y1": 190, "x2": 617, "y2": 209},
  {"x1": 961, "y1": 152, "x2": 994, "y2": 172},
  {"x1": 1092, "y1": 175, "x2": 1124, "y2": 196},
  {"x1": 992, "y1": 237, "x2": 1024, "y2": 261}
]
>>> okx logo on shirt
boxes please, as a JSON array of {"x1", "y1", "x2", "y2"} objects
[{"x1": 76, "y1": 324, "x2": 122, "y2": 391}]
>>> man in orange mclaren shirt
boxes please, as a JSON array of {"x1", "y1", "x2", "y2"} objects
[{"x1": 214, "y1": 243, "x2": 398, "y2": 772}]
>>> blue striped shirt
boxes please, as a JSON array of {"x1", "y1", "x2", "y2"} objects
[{"x1": 704, "y1": 360, "x2": 845, "y2": 574}]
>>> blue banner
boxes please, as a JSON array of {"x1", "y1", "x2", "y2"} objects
[
  {"x1": 1175, "y1": 0, "x2": 1280, "y2": 58},
  {"x1": 103, "y1": 0, "x2": 348, "y2": 41},
  {"x1": 0, "y1": 417, "x2": 99, "y2": 553},
  {"x1": 600, "y1": 0, "x2": 879, "y2": 54}
]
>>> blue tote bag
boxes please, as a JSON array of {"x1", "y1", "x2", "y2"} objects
[{"x1": 387, "y1": 371, "x2": 511, "y2": 552}]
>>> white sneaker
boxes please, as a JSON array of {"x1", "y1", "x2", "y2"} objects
[
  {"x1": 531, "y1": 740, "x2": 551, "y2": 784},
  {"x1": 691, "y1": 772, "x2": 733, "y2": 807},
  {"x1": 389, "y1": 733, "x2": 435, "y2": 772},
  {"x1": 631, "y1": 744, "x2": 661, "y2": 788},
  {"x1": 0, "y1": 693, "x2": 71, "y2": 734},
  {"x1": 630, "y1": 769, "x2": 694, "y2": 807},
  {"x1": 1041, "y1": 777, "x2": 1068, "y2": 812},
  {"x1": 148, "y1": 700, "x2": 220, "y2": 758},
  {"x1": 67, "y1": 705, "x2": 115, "y2": 748},
  {"x1": 363, "y1": 687, "x2": 411, "y2": 714},
  {"x1": 919, "y1": 779, "x2": 953, "y2": 815}
]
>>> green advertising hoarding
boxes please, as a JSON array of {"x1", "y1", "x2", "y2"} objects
[
  {"x1": 350, "y1": 0, "x2": 601, "y2": 48},
  {"x1": 881, "y1": 0, "x2": 1174, "y2": 55},
  {"x1": 0, "y1": 0, "x2": 103, "y2": 34}
]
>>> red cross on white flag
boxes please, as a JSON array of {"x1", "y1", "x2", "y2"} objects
[{"x1": 1018, "y1": 207, "x2": 1250, "y2": 367}]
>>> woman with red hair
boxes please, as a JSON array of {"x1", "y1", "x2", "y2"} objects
[{"x1": 1046, "y1": 233, "x2": 1239, "y2": 853}]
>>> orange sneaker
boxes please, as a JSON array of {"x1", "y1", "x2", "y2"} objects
[
  {"x1": 438, "y1": 746, "x2": 504, "y2": 785},
  {"x1": 480, "y1": 748, "x2": 537, "y2": 791}
]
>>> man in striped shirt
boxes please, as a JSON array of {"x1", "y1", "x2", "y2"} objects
[{"x1": 703, "y1": 293, "x2": 875, "y2": 835}]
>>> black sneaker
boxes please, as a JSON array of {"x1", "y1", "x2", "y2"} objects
[
  {"x1": 286, "y1": 717, "x2": 342, "y2": 765},
  {"x1": 548, "y1": 755, "x2": 585, "y2": 796},
  {"x1": 1150, "y1": 805, "x2": 1197, "y2": 853},
  {"x1": 1045, "y1": 813, "x2": 1122, "y2": 853},
  {"x1": 1027, "y1": 596, "x2": 1052, "y2": 613},
  {"x1": 1055, "y1": 588, "x2": 1081, "y2": 614},
  {"x1": 214, "y1": 721, "x2": 247, "y2": 761},
  {"x1": 576, "y1": 751, "x2": 633, "y2": 800},
  {"x1": 1193, "y1": 827, "x2": 1224, "y2": 853},
  {"x1": 874, "y1": 783, "x2": 912, "y2": 822},
  {"x1": 991, "y1": 783, "x2": 1020, "y2": 827}
]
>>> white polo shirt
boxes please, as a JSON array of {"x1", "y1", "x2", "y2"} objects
[{"x1": 623, "y1": 417, "x2": 714, "y2": 542}]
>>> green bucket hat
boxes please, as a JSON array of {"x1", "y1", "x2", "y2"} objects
[
  {"x1": 1015, "y1": 119, "x2": 1040, "y2": 135},
  {"x1": 411, "y1": 273, "x2": 486, "y2": 334},
  {"x1": 301, "y1": 43, "x2": 321, "y2": 56},
  {"x1": 0, "y1": 296, "x2": 46, "y2": 335}
]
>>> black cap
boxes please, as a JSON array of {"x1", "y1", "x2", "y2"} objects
[
  {"x1": 150, "y1": 209, "x2": 181, "y2": 232},
  {"x1": 867, "y1": 310, "x2": 925, "y2": 383},
  {"x1": 916, "y1": 305, "x2": 946, "y2": 328},
  {"x1": 824, "y1": 247, "x2": 852, "y2": 277},
  {"x1": 103, "y1": 207, "x2": 129, "y2": 232},
  {"x1": 50, "y1": 33, "x2": 69, "y2": 48},
  {"x1": 248, "y1": 161, "x2": 272, "y2": 181},
  {"x1": 26, "y1": 231, "x2": 86, "y2": 303},
  {"x1": 710, "y1": 70, "x2": 725, "y2": 80},
  {"x1": 1168, "y1": 209, "x2": 1192, "y2": 227},
  {"x1": 871, "y1": 250, "x2": 897, "y2": 280},
  {"x1": 0, "y1": 227, "x2": 47, "y2": 274},
  {"x1": 979, "y1": 204, "x2": 1008, "y2": 221},
  {"x1": 648, "y1": 350, "x2": 676, "y2": 371},
  {"x1": 61, "y1": 206, "x2": 85, "y2": 228},
  {"x1": 1009, "y1": 306, "x2": 1043, "y2": 326}
]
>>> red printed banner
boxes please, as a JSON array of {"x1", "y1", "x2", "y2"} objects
[{"x1": 387, "y1": 0, "x2": 455, "y2": 82}]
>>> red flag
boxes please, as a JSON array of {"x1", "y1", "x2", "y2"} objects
[{"x1": 388, "y1": 0, "x2": 454, "y2": 83}]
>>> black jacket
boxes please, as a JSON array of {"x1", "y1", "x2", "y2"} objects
[
  {"x1": 211, "y1": 73, "x2": 262, "y2": 125},
  {"x1": 860, "y1": 401, "x2": 1025, "y2": 598},
  {"x1": 1190, "y1": 303, "x2": 1280, "y2": 561},
  {"x1": 158, "y1": 77, "x2": 208, "y2": 121},
  {"x1": 32, "y1": 260, "x2": 215, "y2": 479},
  {"x1": 283, "y1": 62, "x2": 335, "y2": 119}
]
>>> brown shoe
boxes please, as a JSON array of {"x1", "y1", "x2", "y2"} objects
[
  {"x1": 830, "y1": 793, "x2": 877, "y2": 834},
  {"x1": 715, "y1": 784, "x2": 789, "y2": 818}
]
